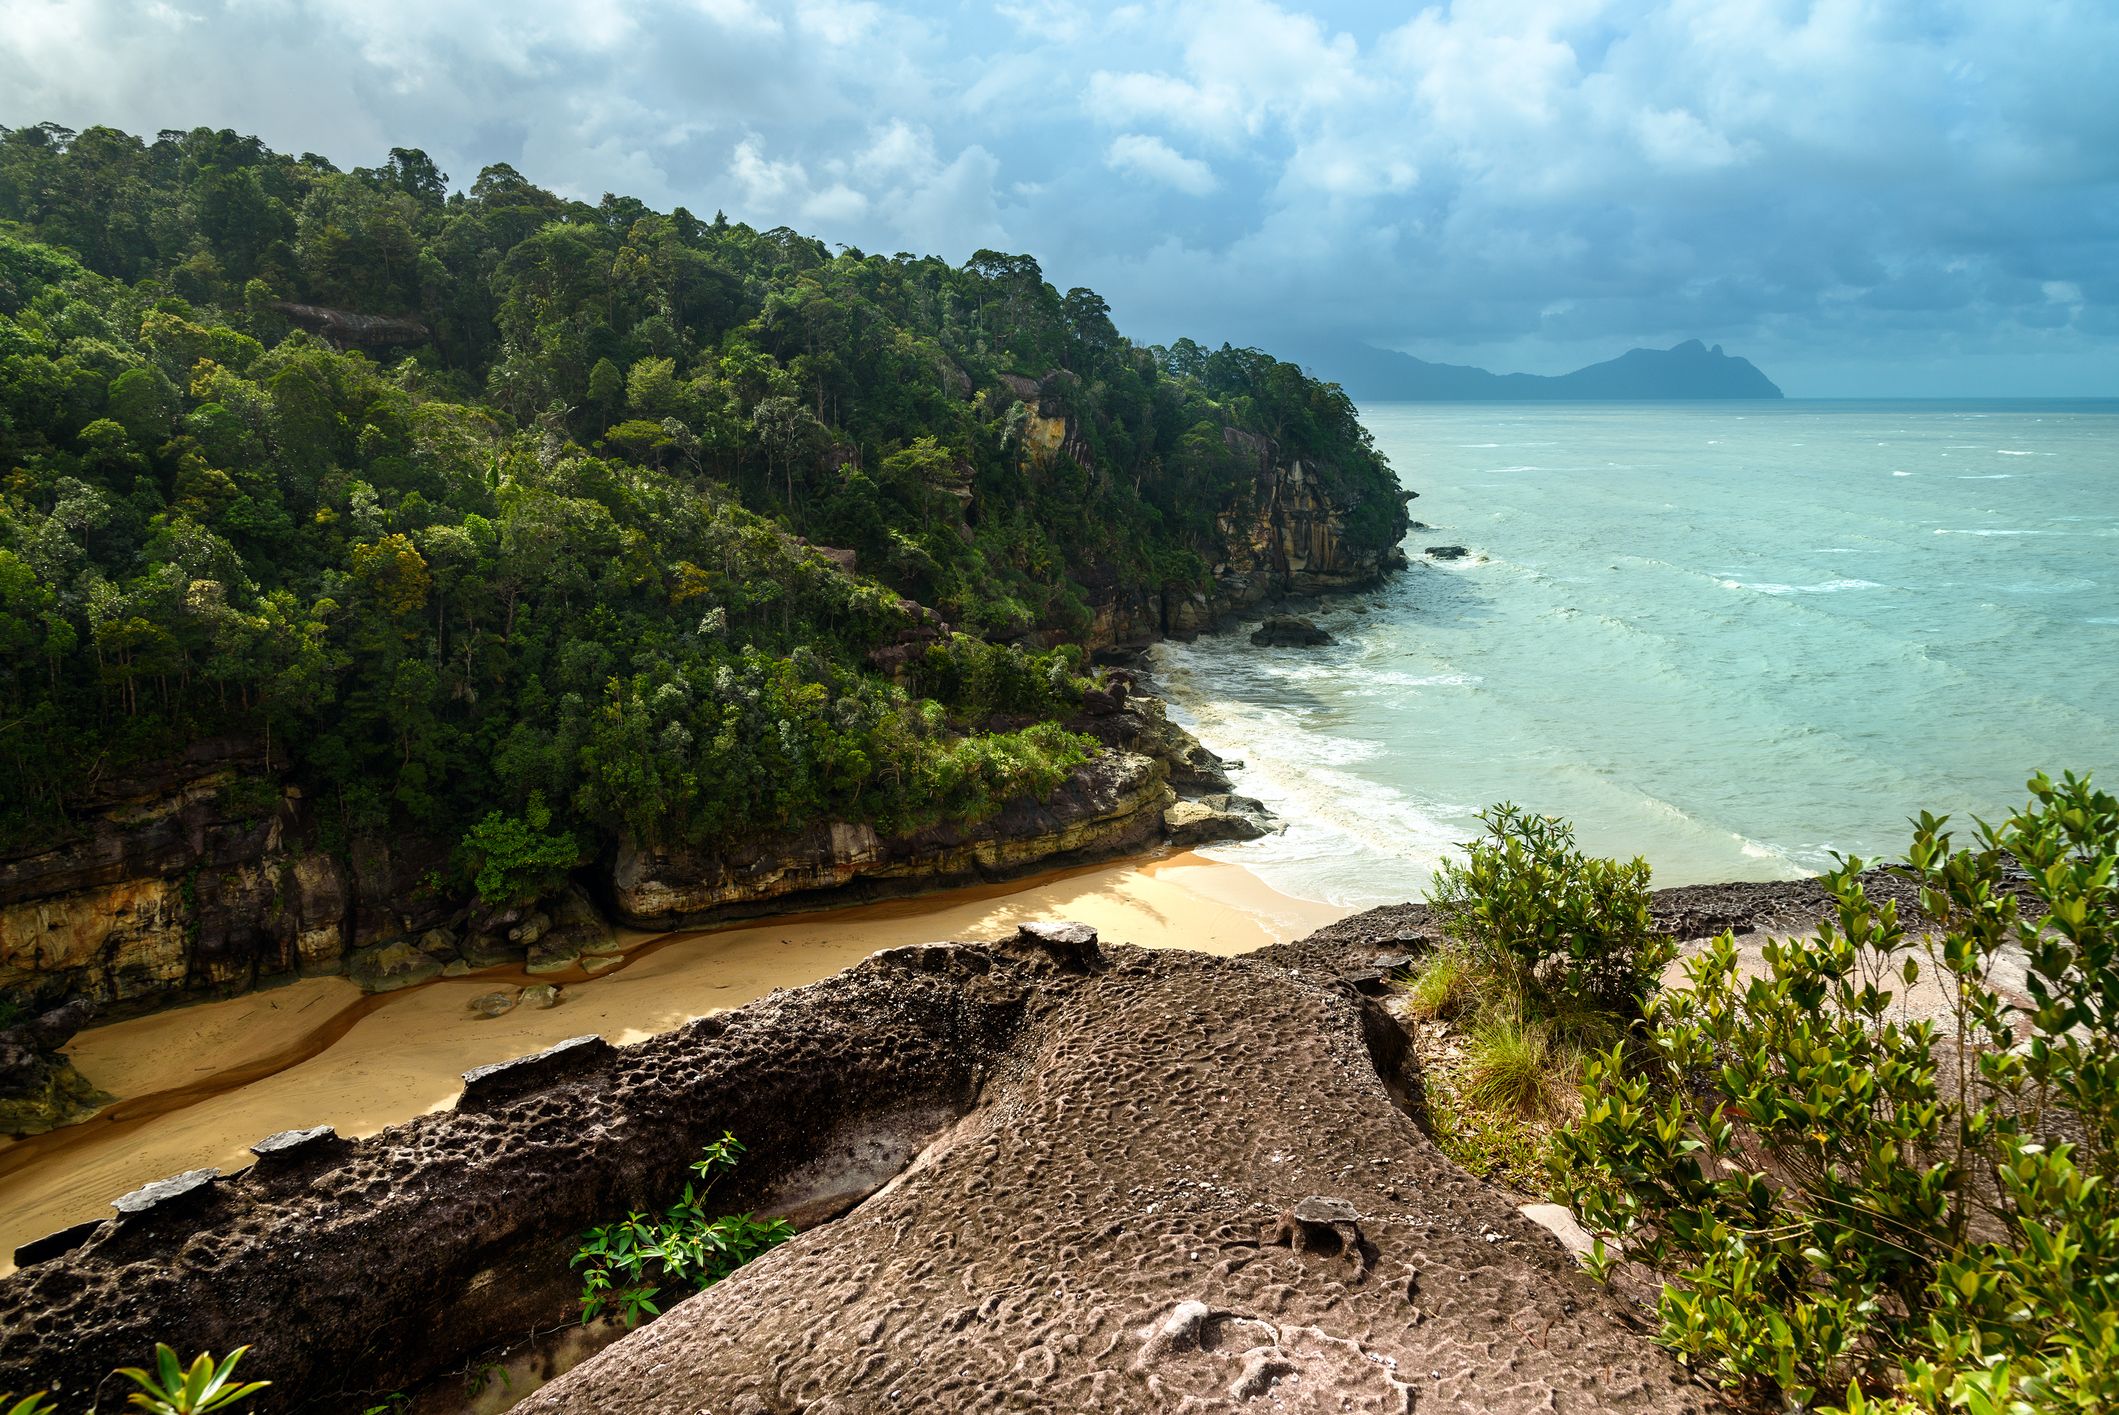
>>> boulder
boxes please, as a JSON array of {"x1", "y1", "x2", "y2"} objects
[
  {"x1": 506, "y1": 911, "x2": 552, "y2": 947},
  {"x1": 1162, "y1": 799, "x2": 1272, "y2": 848},
  {"x1": 1425, "y1": 544, "x2": 1469, "y2": 561},
  {"x1": 1249, "y1": 614, "x2": 1334, "y2": 648},
  {"x1": 416, "y1": 927, "x2": 460, "y2": 960},
  {"x1": 345, "y1": 940, "x2": 444, "y2": 994},
  {"x1": 519, "y1": 983, "x2": 563, "y2": 1010},
  {"x1": 458, "y1": 932, "x2": 523, "y2": 970},
  {"x1": 468, "y1": 991, "x2": 518, "y2": 1019},
  {"x1": 525, "y1": 940, "x2": 583, "y2": 975}
]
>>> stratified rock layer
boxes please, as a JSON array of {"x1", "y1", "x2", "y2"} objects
[{"x1": 610, "y1": 749, "x2": 1174, "y2": 926}]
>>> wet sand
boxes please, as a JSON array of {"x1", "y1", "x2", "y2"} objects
[{"x1": 0, "y1": 852, "x2": 1344, "y2": 1270}]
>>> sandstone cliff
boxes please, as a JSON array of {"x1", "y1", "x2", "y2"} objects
[
  {"x1": 0, "y1": 741, "x2": 451, "y2": 1017},
  {"x1": 610, "y1": 748, "x2": 1173, "y2": 927}
]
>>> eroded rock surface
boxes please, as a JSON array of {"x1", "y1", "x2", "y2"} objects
[
  {"x1": 521, "y1": 947, "x2": 1711, "y2": 1415},
  {"x1": 0, "y1": 945, "x2": 1042, "y2": 1410},
  {"x1": 0, "y1": 924, "x2": 1716, "y2": 1415}
]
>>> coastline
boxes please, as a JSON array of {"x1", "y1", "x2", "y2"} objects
[{"x1": 0, "y1": 849, "x2": 1344, "y2": 1271}]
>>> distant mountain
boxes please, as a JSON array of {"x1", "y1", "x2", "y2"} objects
[{"x1": 1296, "y1": 338, "x2": 1784, "y2": 401}]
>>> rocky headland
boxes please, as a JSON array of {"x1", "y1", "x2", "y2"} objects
[
  {"x1": 0, "y1": 417, "x2": 1402, "y2": 1062},
  {"x1": 0, "y1": 878, "x2": 1870, "y2": 1412}
]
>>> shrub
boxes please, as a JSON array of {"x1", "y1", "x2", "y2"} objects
[
  {"x1": 573, "y1": 1132, "x2": 795, "y2": 1328},
  {"x1": 457, "y1": 791, "x2": 580, "y2": 906},
  {"x1": 1553, "y1": 771, "x2": 2119, "y2": 1412},
  {"x1": 1428, "y1": 803, "x2": 1673, "y2": 1017}
]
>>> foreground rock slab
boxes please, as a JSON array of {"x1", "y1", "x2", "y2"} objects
[
  {"x1": 0, "y1": 919, "x2": 1717, "y2": 1414},
  {"x1": 521, "y1": 946, "x2": 1710, "y2": 1414}
]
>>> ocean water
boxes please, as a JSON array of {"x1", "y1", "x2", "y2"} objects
[{"x1": 1152, "y1": 400, "x2": 2119, "y2": 908}]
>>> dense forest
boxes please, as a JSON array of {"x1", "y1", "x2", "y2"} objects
[{"x1": 0, "y1": 122, "x2": 1403, "y2": 897}]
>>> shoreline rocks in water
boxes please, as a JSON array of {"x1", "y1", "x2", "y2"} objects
[
  {"x1": 1163, "y1": 793, "x2": 1277, "y2": 847},
  {"x1": 0, "y1": 917, "x2": 1722, "y2": 1414},
  {"x1": 1250, "y1": 614, "x2": 1335, "y2": 647}
]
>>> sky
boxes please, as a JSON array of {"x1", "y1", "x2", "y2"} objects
[{"x1": 4, "y1": 0, "x2": 2117, "y2": 396}]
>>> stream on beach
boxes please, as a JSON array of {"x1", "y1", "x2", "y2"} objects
[{"x1": 0, "y1": 852, "x2": 1340, "y2": 1268}]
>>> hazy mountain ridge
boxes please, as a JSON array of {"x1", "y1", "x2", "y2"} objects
[{"x1": 1300, "y1": 338, "x2": 1785, "y2": 402}]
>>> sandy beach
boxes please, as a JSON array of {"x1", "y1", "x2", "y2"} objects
[{"x1": 0, "y1": 851, "x2": 1345, "y2": 1271}]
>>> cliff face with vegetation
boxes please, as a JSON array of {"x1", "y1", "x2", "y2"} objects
[{"x1": 0, "y1": 123, "x2": 1409, "y2": 1021}]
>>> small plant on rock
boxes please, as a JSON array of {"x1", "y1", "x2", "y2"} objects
[
  {"x1": 116, "y1": 1346, "x2": 269, "y2": 1414},
  {"x1": 572, "y1": 1132, "x2": 795, "y2": 1328}
]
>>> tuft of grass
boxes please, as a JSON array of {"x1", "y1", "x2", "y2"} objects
[
  {"x1": 1425, "y1": 1084, "x2": 1557, "y2": 1194},
  {"x1": 1396, "y1": 948, "x2": 1475, "y2": 1020},
  {"x1": 1461, "y1": 1014, "x2": 1581, "y2": 1120}
]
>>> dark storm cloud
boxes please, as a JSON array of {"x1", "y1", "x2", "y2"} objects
[{"x1": 5, "y1": 0, "x2": 2115, "y2": 393}]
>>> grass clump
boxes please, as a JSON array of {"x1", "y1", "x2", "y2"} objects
[
  {"x1": 1460, "y1": 1014, "x2": 1579, "y2": 1120},
  {"x1": 1397, "y1": 947, "x2": 1475, "y2": 1020}
]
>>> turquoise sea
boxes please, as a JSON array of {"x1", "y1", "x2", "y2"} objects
[{"x1": 1152, "y1": 401, "x2": 2119, "y2": 907}]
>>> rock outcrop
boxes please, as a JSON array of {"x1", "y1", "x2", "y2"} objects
[
  {"x1": 1251, "y1": 613, "x2": 1335, "y2": 647},
  {"x1": 0, "y1": 741, "x2": 452, "y2": 1018},
  {"x1": 610, "y1": 750, "x2": 1173, "y2": 927},
  {"x1": 990, "y1": 371, "x2": 1412, "y2": 653},
  {"x1": 0, "y1": 1001, "x2": 109, "y2": 1135},
  {"x1": 0, "y1": 926, "x2": 1713, "y2": 1415}
]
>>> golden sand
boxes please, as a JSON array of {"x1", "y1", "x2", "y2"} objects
[{"x1": 0, "y1": 852, "x2": 1344, "y2": 1271}]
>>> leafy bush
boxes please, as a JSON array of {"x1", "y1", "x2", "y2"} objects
[
  {"x1": 572, "y1": 1132, "x2": 794, "y2": 1328},
  {"x1": 1553, "y1": 772, "x2": 2119, "y2": 1412},
  {"x1": 457, "y1": 791, "x2": 580, "y2": 905},
  {"x1": 1429, "y1": 803, "x2": 1673, "y2": 1017}
]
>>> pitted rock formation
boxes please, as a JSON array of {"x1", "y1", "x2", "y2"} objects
[
  {"x1": 0, "y1": 923, "x2": 1719, "y2": 1414},
  {"x1": 0, "y1": 942, "x2": 1052, "y2": 1411},
  {"x1": 519, "y1": 947, "x2": 1713, "y2": 1414}
]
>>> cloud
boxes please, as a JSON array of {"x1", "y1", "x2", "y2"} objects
[
  {"x1": 1, "y1": 0, "x2": 2114, "y2": 392},
  {"x1": 1105, "y1": 132, "x2": 1218, "y2": 195}
]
